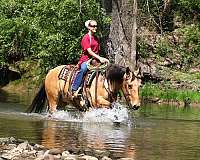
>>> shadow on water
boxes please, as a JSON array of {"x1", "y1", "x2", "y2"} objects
[
  {"x1": 0, "y1": 65, "x2": 21, "y2": 87},
  {"x1": 0, "y1": 88, "x2": 35, "y2": 112},
  {"x1": 0, "y1": 89, "x2": 9, "y2": 102}
]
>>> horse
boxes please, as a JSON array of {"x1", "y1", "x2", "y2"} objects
[{"x1": 27, "y1": 64, "x2": 141, "y2": 114}]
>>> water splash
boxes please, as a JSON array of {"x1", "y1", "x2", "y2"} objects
[
  {"x1": 83, "y1": 102, "x2": 129, "y2": 123},
  {"x1": 49, "y1": 110, "x2": 83, "y2": 122},
  {"x1": 49, "y1": 102, "x2": 131, "y2": 124}
]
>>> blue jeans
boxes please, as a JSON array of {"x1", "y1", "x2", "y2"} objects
[{"x1": 72, "y1": 62, "x2": 88, "y2": 91}]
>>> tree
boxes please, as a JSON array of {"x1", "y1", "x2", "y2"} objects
[{"x1": 107, "y1": 0, "x2": 138, "y2": 71}]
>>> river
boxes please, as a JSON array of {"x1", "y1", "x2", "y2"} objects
[{"x1": 0, "y1": 89, "x2": 200, "y2": 159}]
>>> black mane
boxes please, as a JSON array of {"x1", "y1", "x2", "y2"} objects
[{"x1": 106, "y1": 64, "x2": 125, "y2": 82}]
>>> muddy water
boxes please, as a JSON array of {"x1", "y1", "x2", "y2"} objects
[{"x1": 0, "y1": 89, "x2": 200, "y2": 159}]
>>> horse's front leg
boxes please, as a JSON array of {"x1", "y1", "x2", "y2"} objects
[{"x1": 97, "y1": 96, "x2": 111, "y2": 108}]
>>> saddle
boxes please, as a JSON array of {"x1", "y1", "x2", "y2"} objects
[{"x1": 58, "y1": 63, "x2": 107, "y2": 110}]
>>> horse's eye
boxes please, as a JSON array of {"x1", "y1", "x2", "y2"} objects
[{"x1": 128, "y1": 85, "x2": 132, "y2": 89}]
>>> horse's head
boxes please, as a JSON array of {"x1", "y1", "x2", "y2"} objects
[{"x1": 122, "y1": 67, "x2": 141, "y2": 110}]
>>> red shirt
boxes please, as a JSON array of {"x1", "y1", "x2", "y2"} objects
[{"x1": 78, "y1": 33, "x2": 100, "y2": 65}]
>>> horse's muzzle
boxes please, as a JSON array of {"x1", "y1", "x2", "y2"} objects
[
  {"x1": 129, "y1": 103, "x2": 140, "y2": 110},
  {"x1": 133, "y1": 105, "x2": 140, "y2": 110}
]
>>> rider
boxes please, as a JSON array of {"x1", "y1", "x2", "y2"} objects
[{"x1": 71, "y1": 20, "x2": 109, "y2": 95}]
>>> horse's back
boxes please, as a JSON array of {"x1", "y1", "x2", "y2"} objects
[
  {"x1": 45, "y1": 65, "x2": 65, "y2": 85},
  {"x1": 45, "y1": 65, "x2": 75, "y2": 94},
  {"x1": 44, "y1": 65, "x2": 76, "y2": 112}
]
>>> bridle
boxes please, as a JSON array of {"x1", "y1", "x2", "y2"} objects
[
  {"x1": 103, "y1": 73, "x2": 137, "y2": 106},
  {"x1": 122, "y1": 73, "x2": 141, "y2": 107},
  {"x1": 104, "y1": 78, "x2": 118, "y2": 103},
  {"x1": 122, "y1": 79, "x2": 132, "y2": 106}
]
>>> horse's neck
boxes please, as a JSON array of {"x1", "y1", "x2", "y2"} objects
[{"x1": 107, "y1": 79, "x2": 122, "y2": 93}]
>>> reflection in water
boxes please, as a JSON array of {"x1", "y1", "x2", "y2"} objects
[
  {"x1": 0, "y1": 89, "x2": 34, "y2": 106},
  {"x1": 0, "y1": 89, "x2": 8, "y2": 102},
  {"x1": 40, "y1": 120, "x2": 136, "y2": 159},
  {"x1": 1, "y1": 91, "x2": 200, "y2": 159}
]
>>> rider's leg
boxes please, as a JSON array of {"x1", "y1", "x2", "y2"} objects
[{"x1": 72, "y1": 62, "x2": 88, "y2": 91}]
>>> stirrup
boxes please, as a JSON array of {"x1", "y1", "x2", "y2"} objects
[{"x1": 72, "y1": 87, "x2": 82, "y2": 97}]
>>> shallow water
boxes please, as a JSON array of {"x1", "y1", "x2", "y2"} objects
[{"x1": 0, "y1": 89, "x2": 200, "y2": 159}]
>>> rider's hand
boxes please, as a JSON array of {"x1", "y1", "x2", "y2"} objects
[{"x1": 99, "y1": 57, "x2": 109, "y2": 64}]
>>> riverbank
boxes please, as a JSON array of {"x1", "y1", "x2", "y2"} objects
[
  {"x1": 1, "y1": 137, "x2": 129, "y2": 160},
  {"x1": 1, "y1": 60, "x2": 200, "y2": 106},
  {"x1": 2, "y1": 79, "x2": 200, "y2": 108}
]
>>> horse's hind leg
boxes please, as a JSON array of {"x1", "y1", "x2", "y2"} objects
[
  {"x1": 45, "y1": 77, "x2": 59, "y2": 114},
  {"x1": 97, "y1": 96, "x2": 111, "y2": 108},
  {"x1": 46, "y1": 90, "x2": 59, "y2": 114}
]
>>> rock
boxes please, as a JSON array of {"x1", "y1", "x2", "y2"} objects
[
  {"x1": 0, "y1": 137, "x2": 15, "y2": 144},
  {"x1": 101, "y1": 156, "x2": 112, "y2": 160},
  {"x1": 78, "y1": 155, "x2": 98, "y2": 160},
  {"x1": 36, "y1": 150, "x2": 45, "y2": 158},
  {"x1": 189, "y1": 67, "x2": 200, "y2": 73},
  {"x1": 0, "y1": 65, "x2": 21, "y2": 87},
  {"x1": 9, "y1": 137, "x2": 16, "y2": 143},
  {"x1": 1, "y1": 153, "x2": 14, "y2": 160},
  {"x1": 0, "y1": 137, "x2": 116, "y2": 160},
  {"x1": 163, "y1": 58, "x2": 174, "y2": 66},
  {"x1": 54, "y1": 154, "x2": 61, "y2": 159},
  {"x1": 44, "y1": 150, "x2": 50, "y2": 157},
  {"x1": 17, "y1": 141, "x2": 29, "y2": 152},
  {"x1": 93, "y1": 150, "x2": 110, "y2": 158},
  {"x1": 48, "y1": 148, "x2": 62, "y2": 155},
  {"x1": 83, "y1": 148, "x2": 93, "y2": 156},
  {"x1": 6, "y1": 144, "x2": 17, "y2": 150},
  {"x1": 61, "y1": 151, "x2": 70, "y2": 159},
  {"x1": 63, "y1": 154, "x2": 78, "y2": 160},
  {"x1": 34, "y1": 144, "x2": 46, "y2": 150},
  {"x1": 34, "y1": 158, "x2": 44, "y2": 160},
  {"x1": 44, "y1": 154, "x2": 54, "y2": 160}
]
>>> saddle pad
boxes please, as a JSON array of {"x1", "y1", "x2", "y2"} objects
[
  {"x1": 58, "y1": 65, "x2": 74, "y2": 81},
  {"x1": 85, "y1": 71, "x2": 97, "y2": 87}
]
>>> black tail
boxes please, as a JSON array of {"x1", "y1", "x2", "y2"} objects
[{"x1": 26, "y1": 83, "x2": 47, "y2": 113}]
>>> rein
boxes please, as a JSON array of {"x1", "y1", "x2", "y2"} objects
[
  {"x1": 122, "y1": 82, "x2": 131, "y2": 105},
  {"x1": 81, "y1": 64, "x2": 139, "y2": 109},
  {"x1": 104, "y1": 79, "x2": 117, "y2": 103},
  {"x1": 95, "y1": 66, "x2": 99, "y2": 107}
]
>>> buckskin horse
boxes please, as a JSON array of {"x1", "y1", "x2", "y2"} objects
[{"x1": 27, "y1": 64, "x2": 141, "y2": 114}]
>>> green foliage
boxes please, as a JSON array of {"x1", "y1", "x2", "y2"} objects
[
  {"x1": 155, "y1": 39, "x2": 173, "y2": 57},
  {"x1": 137, "y1": 39, "x2": 151, "y2": 58},
  {"x1": 0, "y1": 0, "x2": 38, "y2": 61},
  {"x1": 181, "y1": 25, "x2": 200, "y2": 57},
  {"x1": 138, "y1": 0, "x2": 200, "y2": 32},
  {"x1": 176, "y1": 0, "x2": 200, "y2": 22},
  {"x1": 137, "y1": 23, "x2": 200, "y2": 70},
  {"x1": 0, "y1": 0, "x2": 110, "y2": 72},
  {"x1": 142, "y1": 82, "x2": 200, "y2": 102},
  {"x1": 175, "y1": 25, "x2": 200, "y2": 67}
]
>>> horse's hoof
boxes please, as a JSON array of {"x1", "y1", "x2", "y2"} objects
[
  {"x1": 47, "y1": 114, "x2": 52, "y2": 118},
  {"x1": 80, "y1": 100, "x2": 85, "y2": 107}
]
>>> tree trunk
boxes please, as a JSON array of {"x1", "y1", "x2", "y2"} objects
[{"x1": 107, "y1": 0, "x2": 137, "y2": 71}]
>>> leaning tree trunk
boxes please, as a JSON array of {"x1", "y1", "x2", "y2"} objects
[{"x1": 107, "y1": 0, "x2": 137, "y2": 71}]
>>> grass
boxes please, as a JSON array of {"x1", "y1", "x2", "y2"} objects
[{"x1": 141, "y1": 82, "x2": 200, "y2": 102}]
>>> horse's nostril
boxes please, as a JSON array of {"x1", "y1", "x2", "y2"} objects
[{"x1": 133, "y1": 105, "x2": 140, "y2": 110}]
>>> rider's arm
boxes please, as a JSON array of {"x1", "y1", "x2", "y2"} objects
[{"x1": 87, "y1": 48, "x2": 109, "y2": 63}]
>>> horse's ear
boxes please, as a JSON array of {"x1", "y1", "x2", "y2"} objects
[
  {"x1": 126, "y1": 67, "x2": 131, "y2": 75},
  {"x1": 124, "y1": 67, "x2": 132, "y2": 81},
  {"x1": 134, "y1": 67, "x2": 140, "y2": 76}
]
